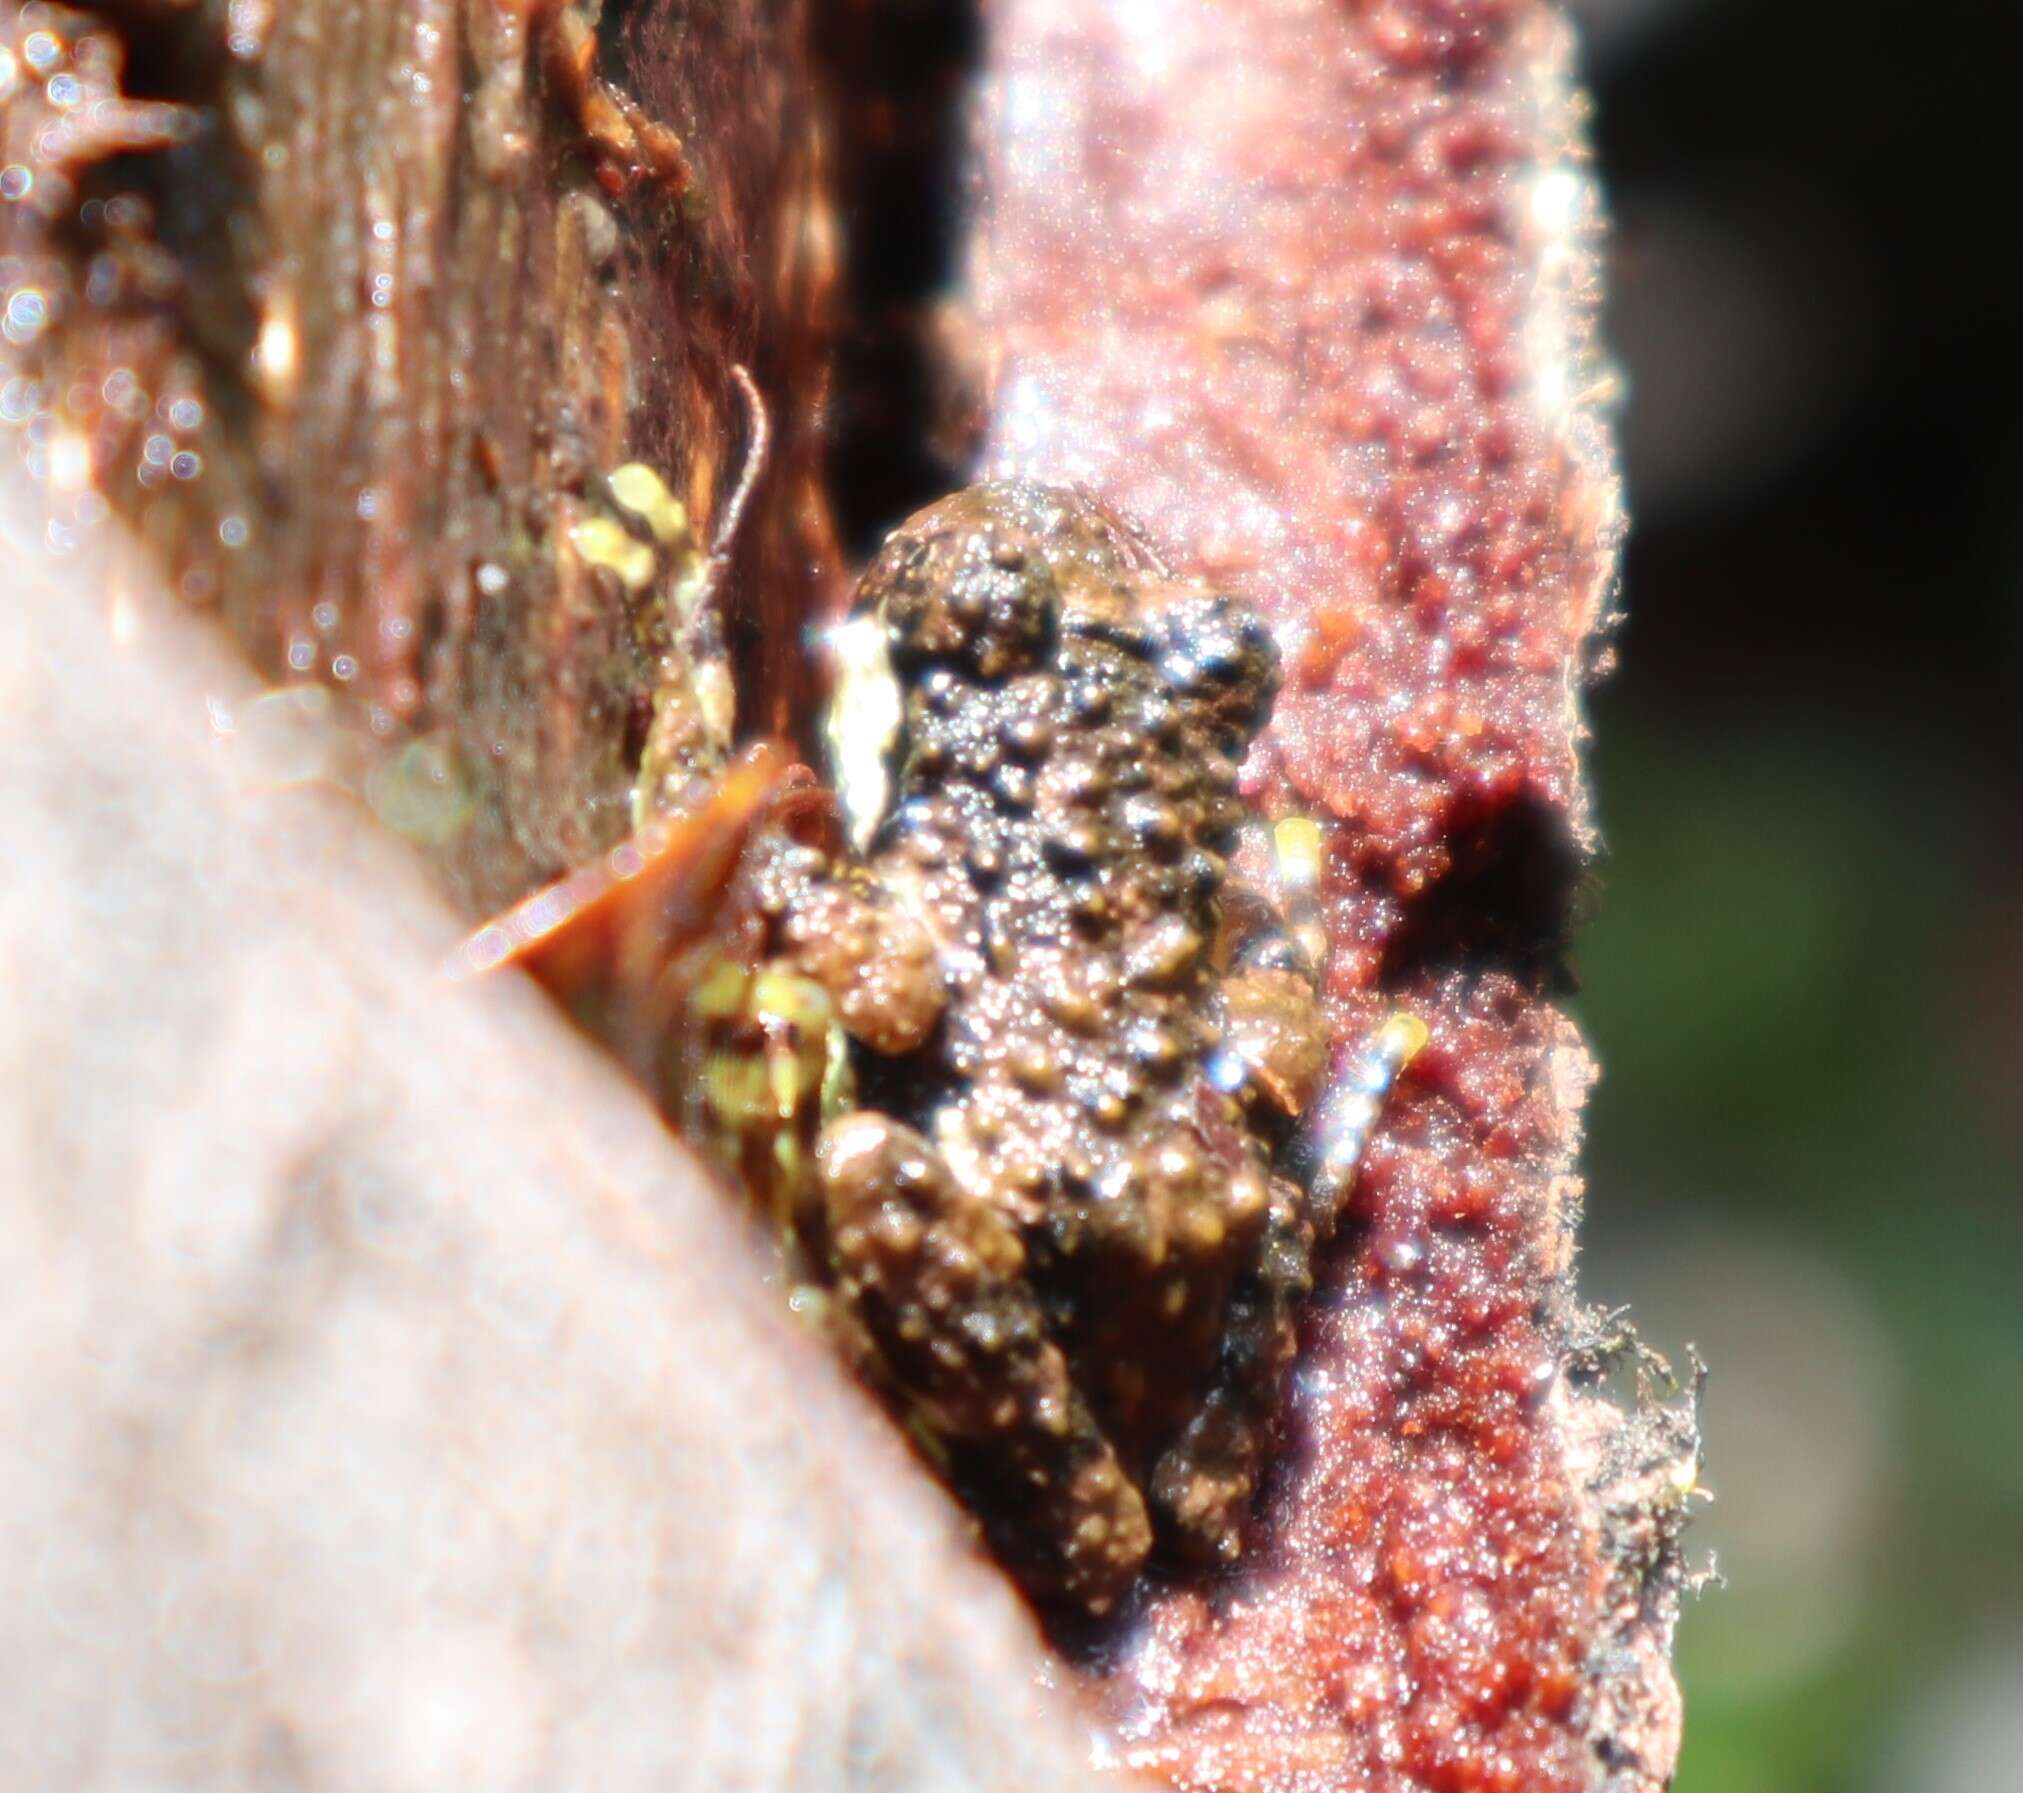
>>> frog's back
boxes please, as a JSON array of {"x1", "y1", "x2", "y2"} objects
[{"x1": 858, "y1": 482, "x2": 1295, "y2": 1467}]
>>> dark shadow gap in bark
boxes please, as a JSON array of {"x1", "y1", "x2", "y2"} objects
[
  {"x1": 810, "y1": 0, "x2": 985, "y2": 558},
  {"x1": 1377, "y1": 794, "x2": 1589, "y2": 996},
  {"x1": 71, "y1": 128, "x2": 259, "y2": 420},
  {"x1": 75, "y1": 0, "x2": 229, "y2": 104},
  {"x1": 62, "y1": 12, "x2": 258, "y2": 417}
]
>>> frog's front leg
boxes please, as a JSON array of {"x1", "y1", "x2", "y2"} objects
[{"x1": 815, "y1": 1112, "x2": 1153, "y2": 1614}]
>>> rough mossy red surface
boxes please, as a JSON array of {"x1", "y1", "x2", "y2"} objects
[{"x1": 969, "y1": 3, "x2": 1689, "y2": 1788}]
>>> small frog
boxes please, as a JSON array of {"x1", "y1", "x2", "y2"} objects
[
  {"x1": 753, "y1": 482, "x2": 1353, "y2": 1613},
  {"x1": 470, "y1": 478, "x2": 1422, "y2": 1613}
]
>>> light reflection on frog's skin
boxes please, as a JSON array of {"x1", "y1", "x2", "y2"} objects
[{"x1": 724, "y1": 480, "x2": 1418, "y2": 1615}]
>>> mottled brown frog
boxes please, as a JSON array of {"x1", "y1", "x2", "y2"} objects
[
  {"x1": 758, "y1": 481, "x2": 1351, "y2": 1614},
  {"x1": 465, "y1": 476, "x2": 1420, "y2": 1614}
]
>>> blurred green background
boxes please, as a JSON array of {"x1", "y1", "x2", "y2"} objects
[{"x1": 1569, "y1": 1, "x2": 2023, "y2": 1787}]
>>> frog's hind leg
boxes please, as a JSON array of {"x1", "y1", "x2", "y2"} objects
[
  {"x1": 1148, "y1": 1167, "x2": 1317, "y2": 1562},
  {"x1": 1150, "y1": 1011, "x2": 1429, "y2": 1565},
  {"x1": 816, "y1": 1112, "x2": 1153, "y2": 1614}
]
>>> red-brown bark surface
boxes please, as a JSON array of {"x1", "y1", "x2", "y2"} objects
[{"x1": 969, "y1": 4, "x2": 1689, "y2": 1789}]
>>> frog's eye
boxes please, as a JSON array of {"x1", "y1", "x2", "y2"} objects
[
  {"x1": 1202, "y1": 607, "x2": 1278, "y2": 681},
  {"x1": 1232, "y1": 612, "x2": 1277, "y2": 665},
  {"x1": 1157, "y1": 599, "x2": 1280, "y2": 718},
  {"x1": 872, "y1": 513, "x2": 1059, "y2": 682},
  {"x1": 946, "y1": 554, "x2": 1058, "y2": 681}
]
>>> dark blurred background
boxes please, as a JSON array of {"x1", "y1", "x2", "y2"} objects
[{"x1": 1567, "y1": 2, "x2": 2023, "y2": 1788}]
